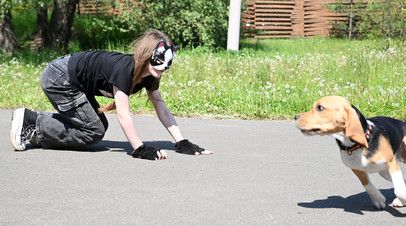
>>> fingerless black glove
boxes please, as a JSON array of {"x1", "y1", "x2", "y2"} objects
[
  {"x1": 174, "y1": 139, "x2": 205, "y2": 155},
  {"x1": 130, "y1": 144, "x2": 161, "y2": 160}
]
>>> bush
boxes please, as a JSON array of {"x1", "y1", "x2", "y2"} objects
[
  {"x1": 119, "y1": 0, "x2": 229, "y2": 49},
  {"x1": 11, "y1": 7, "x2": 36, "y2": 48},
  {"x1": 329, "y1": 0, "x2": 405, "y2": 49},
  {"x1": 73, "y1": 15, "x2": 137, "y2": 50}
]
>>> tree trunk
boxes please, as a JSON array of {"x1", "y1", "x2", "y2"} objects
[
  {"x1": 0, "y1": 10, "x2": 20, "y2": 55},
  {"x1": 41, "y1": 0, "x2": 78, "y2": 52},
  {"x1": 36, "y1": 5, "x2": 50, "y2": 47}
]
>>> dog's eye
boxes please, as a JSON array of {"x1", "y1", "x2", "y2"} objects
[{"x1": 316, "y1": 105, "x2": 325, "y2": 112}]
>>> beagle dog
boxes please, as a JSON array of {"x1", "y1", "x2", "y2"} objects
[{"x1": 295, "y1": 96, "x2": 406, "y2": 209}]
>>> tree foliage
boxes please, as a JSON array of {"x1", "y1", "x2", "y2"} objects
[{"x1": 0, "y1": 0, "x2": 19, "y2": 13}]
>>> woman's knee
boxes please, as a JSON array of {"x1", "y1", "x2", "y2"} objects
[
  {"x1": 88, "y1": 115, "x2": 109, "y2": 145},
  {"x1": 84, "y1": 123, "x2": 106, "y2": 145},
  {"x1": 92, "y1": 131, "x2": 106, "y2": 144}
]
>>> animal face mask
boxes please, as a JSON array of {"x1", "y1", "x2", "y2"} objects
[{"x1": 150, "y1": 40, "x2": 179, "y2": 71}]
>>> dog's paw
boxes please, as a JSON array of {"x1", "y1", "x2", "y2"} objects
[
  {"x1": 370, "y1": 193, "x2": 386, "y2": 209},
  {"x1": 365, "y1": 183, "x2": 386, "y2": 209},
  {"x1": 392, "y1": 198, "x2": 405, "y2": 208},
  {"x1": 372, "y1": 200, "x2": 386, "y2": 209}
]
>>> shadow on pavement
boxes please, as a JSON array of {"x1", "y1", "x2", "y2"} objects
[
  {"x1": 25, "y1": 140, "x2": 176, "y2": 154},
  {"x1": 74, "y1": 140, "x2": 177, "y2": 154},
  {"x1": 298, "y1": 188, "x2": 406, "y2": 217}
]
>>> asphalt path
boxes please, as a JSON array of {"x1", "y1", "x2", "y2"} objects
[{"x1": 1, "y1": 109, "x2": 406, "y2": 225}]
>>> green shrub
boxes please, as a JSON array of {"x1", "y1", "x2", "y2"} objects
[
  {"x1": 72, "y1": 15, "x2": 137, "y2": 50},
  {"x1": 118, "y1": 0, "x2": 229, "y2": 48},
  {"x1": 11, "y1": 8, "x2": 36, "y2": 48},
  {"x1": 329, "y1": 0, "x2": 405, "y2": 49}
]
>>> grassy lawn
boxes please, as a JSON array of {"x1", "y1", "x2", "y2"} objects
[{"x1": 0, "y1": 38, "x2": 405, "y2": 120}]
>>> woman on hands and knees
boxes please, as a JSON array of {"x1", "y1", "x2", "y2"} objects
[{"x1": 10, "y1": 29, "x2": 212, "y2": 160}]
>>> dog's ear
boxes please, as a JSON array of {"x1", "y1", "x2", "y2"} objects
[{"x1": 345, "y1": 106, "x2": 368, "y2": 148}]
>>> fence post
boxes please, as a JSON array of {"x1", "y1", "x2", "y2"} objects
[
  {"x1": 227, "y1": 0, "x2": 242, "y2": 51},
  {"x1": 348, "y1": 0, "x2": 354, "y2": 39}
]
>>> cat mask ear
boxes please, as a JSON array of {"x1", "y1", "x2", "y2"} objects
[{"x1": 172, "y1": 45, "x2": 180, "y2": 56}]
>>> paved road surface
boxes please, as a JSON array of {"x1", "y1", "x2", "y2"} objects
[{"x1": 1, "y1": 109, "x2": 406, "y2": 225}]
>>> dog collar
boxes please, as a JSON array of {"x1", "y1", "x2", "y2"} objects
[{"x1": 337, "y1": 124, "x2": 372, "y2": 155}]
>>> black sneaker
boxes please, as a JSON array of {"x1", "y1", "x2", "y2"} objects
[{"x1": 10, "y1": 108, "x2": 38, "y2": 151}]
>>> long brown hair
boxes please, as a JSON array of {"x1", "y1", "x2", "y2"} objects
[{"x1": 98, "y1": 29, "x2": 174, "y2": 113}]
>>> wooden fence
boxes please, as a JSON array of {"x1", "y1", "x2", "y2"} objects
[
  {"x1": 242, "y1": 0, "x2": 370, "y2": 38},
  {"x1": 77, "y1": 0, "x2": 133, "y2": 16},
  {"x1": 78, "y1": 0, "x2": 373, "y2": 38}
]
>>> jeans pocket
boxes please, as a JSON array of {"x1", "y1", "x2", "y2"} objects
[
  {"x1": 41, "y1": 64, "x2": 70, "y2": 91},
  {"x1": 57, "y1": 94, "x2": 87, "y2": 111},
  {"x1": 56, "y1": 94, "x2": 96, "y2": 127}
]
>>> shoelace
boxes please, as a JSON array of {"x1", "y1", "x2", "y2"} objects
[{"x1": 22, "y1": 124, "x2": 36, "y2": 142}]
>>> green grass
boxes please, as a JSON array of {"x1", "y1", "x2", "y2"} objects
[
  {"x1": 152, "y1": 38, "x2": 406, "y2": 120},
  {"x1": 1, "y1": 38, "x2": 405, "y2": 120}
]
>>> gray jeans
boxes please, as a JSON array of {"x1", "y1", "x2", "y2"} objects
[{"x1": 37, "y1": 55, "x2": 108, "y2": 149}]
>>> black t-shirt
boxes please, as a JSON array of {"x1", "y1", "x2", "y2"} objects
[{"x1": 67, "y1": 51, "x2": 159, "y2": 98}]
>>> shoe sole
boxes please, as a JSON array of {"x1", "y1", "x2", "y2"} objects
[{"x1": 10, "y1": 108, "x2": 26, "y2": 151}]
